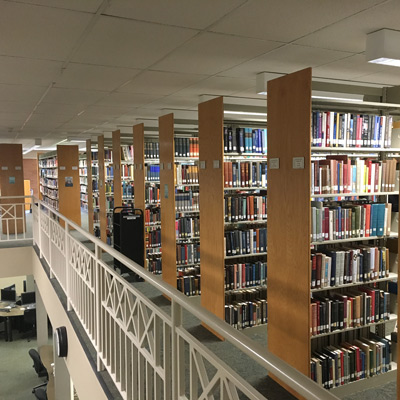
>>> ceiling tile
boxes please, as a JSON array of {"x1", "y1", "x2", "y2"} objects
[
  {"x1": 153, "y1": 32, "x2": 282, "y2": 75},
  {"x1": 72, "y1": 15, "x2": 198, "y2": 69},
  {"x1": 105, "y1": 0, "x2": 245, "y2": 29},
  {"x1": 118, "y1": 70, "x2": 208, "y2": 96},
  {"x1": 0, "y1": 100, "x2": 38, "y2": 114},
  {"x1": 35, "y1": 102, "x2": 86, "y2": 117},
  {"x1": 0, "y1": 83, "x2": 47, "y2": 102},
  {"x1": 174, "y1": 76, "x2": 255, "y2": 97},
  {"x1": 211, "y1": 0, "x2": 385, "y2": 42},
  {"x1": 312, "y1": 54, "x2": 387, "y2": 80},
  {"x1": 43, "y1": 87, "x2": 108, "y2": 106},
  {"x1": 0, "y1": 2, "x2": 93, "y2": 60},
  {"x1": 7, "y1": 0, "x2": 104, "y2": 12},
  {"x1": 295, "y1": 1, "x2": 400, "y2": 52},
  {"x1": 55, "y1": 63, "x2": 141, "y2": 92},
  {"x1": 353, "y1": 68, "x2": 400, "y2": 86},
  {"x1": 0, "y1": 56, "x2": 62, "y2": 86},
  {"x1": 94, "y1": 92, "x2": 160, "y2": 107}
]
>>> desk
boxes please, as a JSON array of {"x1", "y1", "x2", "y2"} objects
[
  {"x1": 39, "y1": 345, "x2": 55, "y2": 400},
  {"x1": 0, "y1": 301, "x2": 24, "y2": 341}
]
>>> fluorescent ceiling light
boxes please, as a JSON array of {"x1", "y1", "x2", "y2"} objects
[
  {"x1": 366, "y1": 29, "x2": 400, "y2": 67},
  {"x1": 56, "y1": 139, "x2": 68, "y2": 145},
  {"x1": 311, "y1": 95, "x2": 361, "y2": 102},
  {"x1": 23, "y1": 145, "x2": 39, "y2": 155},
  {"x1": 224, "y1": 110, "x2": 267, "y2": 117},
  {"x1": 70, "y1": 139, "x2": 86, "y2": 143}
]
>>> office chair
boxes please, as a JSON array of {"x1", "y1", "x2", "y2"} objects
[
  {"x1": 28, "y1": 349, "x2": 48, "y2": 379},
  {"x1": 33, "y1": 384, "x2": 47, "y2": 400},
  {"x1": 23, "y1": 308, "x2": 36, "y2": 340}
]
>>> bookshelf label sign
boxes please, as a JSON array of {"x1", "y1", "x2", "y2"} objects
[
  {"x1": 164, "y1": 184, "x2": 169, "y2": 199},
  {"x1": 72, "y1": 166, "x2": 78, "y2": 170},
  {"x1": 213, "y1": 160, "x2": 220, "y2": 169},
  {"x1": 15, "y1": 166, "x2": 22, "y2": 171},
  {"x1": 269, "y1": 158, "x2": 279, "y2": 170},
  {"x1": 292, "y1": 157, "x2": 304, "y2": 169},
  {"x1": 60, "y1": 166, "x2": 66, "y2": 170},
  {"x1": 199, "y1": 161, "x2": 206, "y2": 169},
  {"x1": 1, "y1": 166, "x2": 8, "y2": 171}
]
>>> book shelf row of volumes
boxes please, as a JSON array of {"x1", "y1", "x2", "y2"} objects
[
  {"x1": 311, "y1": 111, "x2": 393, "y2": 149},
  {"x1": 311, "y1": 191, "x2": 399, "y2": 198},
  {"x1": 311, "y1": 200, "x2": 394, "y2": 243},
  {"x1": 311, "y1": 157, "x2": 397, "y2": 196},
  {"x1": 311, "y1": 233, "x2": 398, "y2": 246}
]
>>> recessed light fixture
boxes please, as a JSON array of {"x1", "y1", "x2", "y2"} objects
[
  {"x1": 224, "y1": 110, "x2": 267, "y2": 117},
  {"x1": 366, "y1": 29, "x2": 400, "y2": 67}
]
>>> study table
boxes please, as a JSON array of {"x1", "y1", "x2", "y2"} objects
[{"x1": 0, "y1": 301, "x2": 25, "y2": 341}]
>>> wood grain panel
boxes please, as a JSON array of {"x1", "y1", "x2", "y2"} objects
[
  {"x1": 133, "y1": 123, "x2": 145, "y2": 263},
  {"x1": 159, "y1": 114, "x2": 176, "y2": 289},
  {"x1": 0, "y1": 144, "x2": 25, "y2": 233},
  {"x1": 267, "y1": 68, "x2": 312, "y2": 378},
  {"x1": 86, "y1": 140, "x2": 93, "y2": 235},
  {"x1": 57, "y1": 145, "x2": 81, "y2": 227},
  {"x1": 98, "y1": 135, "x2": 107, "y2": 243},
  {"x1": 112, "y1": 130, "x2": 122, "y2": 208},
  {"x1": 198, "y1": 97, "x2": 225, "y2": 321},
  {"x1": 23, "y1": 158, "x2": 39, "y2": 199}
]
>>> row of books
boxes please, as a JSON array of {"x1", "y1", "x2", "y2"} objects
[
  {"x1": 122, "y1": 182, "x2": 134, "y2": 198},
  {"x1": 311, "y1": 201, "x2": 392, "y2": 242},
  {"x1": 42, "y1": 196, "x2": 58, "y2": 210},
  {"x1": 147, "y1": 257, "x2": 162, "y2": 275},
  {"x1": 79, "y1": 167, "x2": 86, "y2": 177},
  {"x1": 79, "y1": 159, "x2": 87, "y2": 168},
  {"x1": 145, "y1": 186, "x2": 160, "y2": 205},
  {"x1": 80, "y1": 200, "x2": 88, "y2": 210},
  {"x1": 311, "y1": 246, "x2": 390, "y2": 289},
  {"x1": 40, "y1": 186, "x2": 58, "y2": 200},
  {"x1": 121, "y1": 145, "x2": 133, "y2": 162},
  {"x1": 39, "y1": 157, "x2": 57, "y2": 168},
  {"x1": 79, "y1": 176, "x2": 87, "y2": 185},
  {"x1": 175, "y1": 191, "x2": 199, "y2": 212},
  {"x1": 224, "y1": 161, "x2": 267, "y2": 188},
  {"x1": 311, "y1": 158, "x2": 397, "y2": 195},
  {"x1": 145, "y1": 207, "x2": 161, "y2": 226},
  {"x1": 177, "y1": 272, "x2": 201, "y2": 296},
  {"x1": 122, "y1": 164, "x2": 134, "y2": 179},
  {"x1": 40, "y1": 178, "x2": 58, "y2": 189},
  {"x1": 80, "y1": 193, "x2": 88, "y2": 202},
  {"x1": 80, "y1": 184, "x2": 87, "y2": 194},
  {"x1": 92, "y1": 179, "x2": 99, "y2": 191},
  {"x1": 224, "y1": 127, "x2": 267, "y2": 155},
  {"x1": 311, "y1": 333, "x2": 392, "y2": 389},
  {"x1": 105, "y1": 182, "x2": 113, "y2": 194},
  {"x1": 311, "y1": 112, "x2": 393, "y2": 148},
  {"x1": 145, "y1": 142, "x2": 159, "y2": 159},
  {"x1": 106, "y1": 197, "x2": 114, "y2": 211},
  {"x1": 225, "y1": 261, "x2": 267, "y2": 290},
  {"x1": 176, "y1": 243, "x2": 200, "y2": 265},
  {"x1": 91, "y1": 166, "x2": 99, "y2": 176},
  {"x1": 145, "y1": 164, "x2": 160, "y2": 181},
  {"x1": 224, "y1": 287, "x2": 267, "y2": 329},
  {"x1": 175, "y1": 216, "x2": 199, "y2": 238},
  {"x1": 91, "y1": 151, "x2": 98, "y2": 161},
  {"x1": 310, "y1": 288, "x2": 391, "y2": 336},
  {"x1": 175, "y1": 164, "x2": 199, "y2": 185},
  {"x1": 105, "y1": 166, "x2": 114, "y2": 179},
  {"x1": 104, "y1": 149, "x2": 113, "y2": 162},
  {"x1": 174, "y1": 137, "x2": 199, "y2": 158},
  {"x1": 225, "y1": 228, "x2": 267, "y2": 257},
  {"x1": 225, "y1": 194, "x2": 267, "y2": 222},
  {"x1": 146, "y1": 228, "x2": 161, "y2": 249},
  {"x1": 40, "y1": 168, "x2": 57, "y2": 178}
]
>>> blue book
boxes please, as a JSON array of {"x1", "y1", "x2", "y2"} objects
[
  {"x1": 374, "y1": 116, "x2": 380, "y2": 148},
  {"x1": 252, "y1": 130, "x2": 256, "y2": 153},
  {"x1": 262, "y1": 129, "x2": 267, "y2": 154},
  {"x1": 376, "y1": 203, "x2": 386, "y2": 236}
]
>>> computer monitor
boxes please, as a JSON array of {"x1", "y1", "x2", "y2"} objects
[
  {"x1": 21, "y1": 291, "x2": 35, "y2": 305},
  {"x1": 1, "y1": 289, "x2": 16, "y2": 302},
  {"x1": 3, "y1": 284, "x2": 15, "y2": 291}
]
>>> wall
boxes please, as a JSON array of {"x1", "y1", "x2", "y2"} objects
[{"x1": 23, "y1": 158, "x2": 39, "y2": 198}]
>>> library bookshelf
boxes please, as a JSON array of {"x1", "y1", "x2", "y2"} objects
[
  {"x1": 267, "y1": 68, "x2": 399, "y2": 397},
  {"x1": 39, "y1": 145, "x2": 81, "y2": 227},
  {"x1": 159, "y1": 113, "x2": 201, "y2": 296},
  {"x1": 133, "y1": 123, "x2": 161, "y2": 274},
  {"x1": 198, "y1": 97, "x2": 268, "y2": 332}
]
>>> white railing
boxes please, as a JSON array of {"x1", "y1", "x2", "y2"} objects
[
  {"x1": 23, "y1": 196, "x2": 338, "y2": 400},
  {"x1": 0, "y1": 195, "x2": 32, "y2": 243}
]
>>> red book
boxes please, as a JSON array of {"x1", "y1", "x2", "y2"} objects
[
  {"x1": 356, "y1": 115, "x2": 362, "y2": 147},
  {"x1": 364, "y1": 204, "x2": 371, "y2": 236},
  {"x1": 316, "y1": 254, "x2": 322, "y2": 288},
  {"x1": 326, "y1": 111, "x2": 331, "y2": 147}
]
